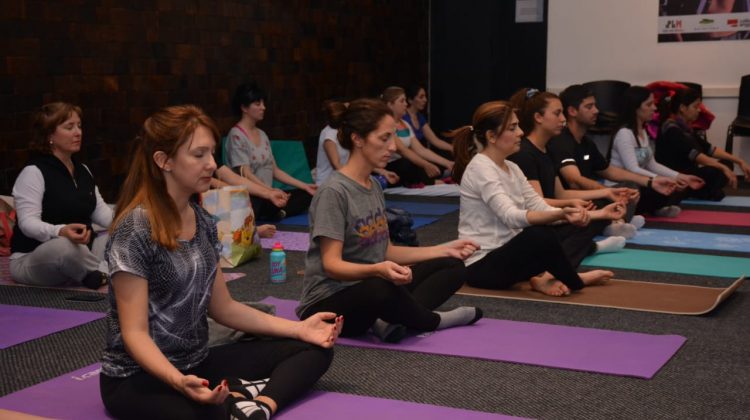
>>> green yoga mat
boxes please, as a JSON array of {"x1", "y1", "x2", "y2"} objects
[
  {"x1": 582, "y1": 249, "x2": 750, "y2": 279},
  {"x1": 270, "y1": 140, "x2": 313, "y2": 190}
]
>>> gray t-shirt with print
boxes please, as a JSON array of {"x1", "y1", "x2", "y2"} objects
[
  {"x1": 225, "y1": 126, "x2": 275, "y2": 187},
  {"x1": 101, "y1": 203, "x2": 222, "y2": 378},
  {"x1": 296, "y1": 171, "x2": 389, "y2": 318}
]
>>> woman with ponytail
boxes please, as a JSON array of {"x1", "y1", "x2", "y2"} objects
[
  {"x1": 451, "y1": 101, "x2": 613, "y2": 296},
  {"x1": 298, "y1": 98, "x2": 482, "y2": 344},
  {"x1": 102, "y1": 105, "x2": 341, "y2": 420},
  {"x1": 508, "y1": 88, "x2": 629, "y2": 267}
]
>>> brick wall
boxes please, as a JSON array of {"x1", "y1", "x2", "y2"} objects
[{"x1": 0, "y1": 0, "x2": 428, "y2": 199}]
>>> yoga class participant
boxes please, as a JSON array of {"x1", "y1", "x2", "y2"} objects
[
  {"x1": 452, "y1": 101, "x2": 613, "y2": 296},
  {"x1": 382, "y1": 86, "x2": 454, "y2": 187},
  {"x1": 297, "y1": 98, "x2": 482, "y2": 343},
  {"x1": 610, "y1": 86, "x2": 703, "y2": 216},
  {"x1": 509, "y1": 88, "x2": 628, "y2": 265},
  {"x1": 100, "y1": 105, "x2": 342, "y2": 420},
  {"x1": 656, "y1": 87, "x2": 747, "y2": 201},
  {"x1": 403, "y1": 84, "x2": 453, "y2": 157},
  {"x1": 225, "y1": 82, "x2": 316, "y2": 220},
  {"x1": 10, "y1": 102, "x2": 112, "y2": 289}
]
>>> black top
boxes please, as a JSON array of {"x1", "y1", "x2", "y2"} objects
[
  {"x1": 11, "y1": 154, "x2": 97, "y2": 253},
  {"x1": 547, "y1": 127, "x2": 610, "y2": 189},
  {"x1": 508, "y1": 137, "x2": 557, "y2": 198},
  {"x1": 655, "y1": 119, "x2": 716, "y2": 174}
]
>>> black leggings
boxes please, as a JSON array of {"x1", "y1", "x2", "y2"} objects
[
  {"x1": 300, "y1": 257, "x2": 465, "y2": 336},
  {"x1": 252, "y1": 188, "x2": 312, "y2": 220},
  {"x1": 635, "y1": 186, "x2": 687, "y2": 215},
  {"x1": 686, "y1": 166, "x2": 728, "y2": 201},
  {"x1": 100, "y1": 339, "x2": 333, "y2": 420},
  {"x1": 466, "y1": 226, "x2": 584, "y2": 290},
  {"x1": 552, "y1": 219, "x2": 608, "y2": 268},
  {"x1": 385, "y1": 158, "x2": 437, "y2": 186}
]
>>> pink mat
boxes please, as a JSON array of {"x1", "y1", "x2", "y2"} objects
[{"x1": 646, "y1": 209, "x2": 750, "y2": 226}]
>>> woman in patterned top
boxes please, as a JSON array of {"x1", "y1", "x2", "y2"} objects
[{"x1": 100, "y1": 105, "x2": 342, "y2": 420}]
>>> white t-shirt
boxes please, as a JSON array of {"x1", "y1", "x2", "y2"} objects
[
  {"x1": 459, "y1": 153, "x2": 556, "y2": 266},
  {"x1": 315, "y1": 125, "x2": 350, "y2": 185}
]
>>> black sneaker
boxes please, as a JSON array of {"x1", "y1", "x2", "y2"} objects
[{"x1": 82, "y1": 271, "x2": 106, "y2": 290}]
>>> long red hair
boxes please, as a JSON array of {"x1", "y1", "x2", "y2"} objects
[{"x1": 112, "y1": 105, "x2": 220, "y2": 250}]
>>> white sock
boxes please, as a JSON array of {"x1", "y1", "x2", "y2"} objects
[
  {"x1": 603, "y1": 222, "x2": 637, "y2": 239},
  {"x1": 654, "y1": 205, "x2": 681, "y2": 218},
  {"x1": 595, "y1": 236, "x2": 626, "y2": 254},
  {"x1": 630, "y1": 215, "x2": 646, "y2": 229},
  {"x1": 436, "y1": 307, "x2": 483, "y2": 330}
]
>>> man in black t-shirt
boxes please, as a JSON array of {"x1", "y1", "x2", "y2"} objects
[{"x1": 548, "y1": 85, "x2": 676, "y2": 214}]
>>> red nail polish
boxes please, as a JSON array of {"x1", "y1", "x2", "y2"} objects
[{"x1": 202, "y1": 380, "x2": 209, "y2": 387}]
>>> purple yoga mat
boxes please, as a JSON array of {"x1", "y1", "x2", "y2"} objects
[
  {"x1": 278, "y1": 391, "x2": 521, "y2": 420},
  {"x1": 261, "y1": 231, "x2": 310, "y2": 252},
  {"x1": 0, "y1": 366, "x2": 519, "y2": 420},
  {"x1": 0, "y1": 305, "x2": 105, "y2": 349},
  {"x1": 0, "y1": 363, "x2": 112, "y2": 419},
  {"x1": 265, "y1": 297, "x2": 686, "y2": 379}
]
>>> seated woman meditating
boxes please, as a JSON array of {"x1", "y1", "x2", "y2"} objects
[
  {"x1": 403, "y1": 84, "x2": 453, "y2": 157},
  {"x1": 224, "y1": 82, "x2": 317, "y2": 220},
  {"x1": 382, "y1": 86, "x2": 454, "y2": 187},
  {"x1": 508, "y1": 88, "x2": 629, "y2": 266},
  {"x1": 10, "y1": 102, "x2": 112, "y2": 289},
  {"x1": 609, "y1": 86, "x2": 705, "y2": 217},
  {"x1": 452, "y1": 101, "x2": 613, "y2": 296},
  {"x1": 296, "y1": 98, "x2": 482, "y2": 343},
  {"x1": 100, "y1": 105, "x2": 342, "y2": 420},
  {"x1": 314, "y1": 99, "x2": 399, "y2": 187},
  {"x1": 655, "y1": 87, "x2": 749, "y2": 201}
]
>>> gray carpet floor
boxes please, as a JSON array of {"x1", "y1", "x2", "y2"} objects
[{"x1": 1, "y1": 187, "x2": 749, "y2": 419}]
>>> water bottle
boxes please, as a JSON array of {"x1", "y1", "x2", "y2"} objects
[{"x1": 269, "y1": 242, "x2": 287, "y2": 284}]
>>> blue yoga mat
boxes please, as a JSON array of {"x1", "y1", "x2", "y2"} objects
[
  {"x1": 277, "y1": 213, "x2": 438, "y2": 229},
  {"x1": 582, "y1": 249, "x2": 749, "y2": 279},
  {"x1": 385, "y1": 201, "x2": 459, "y2": 216},
  {"x1": 595, "y1": 229, "x2": 750, "y2": 253},
  {"x1": 682, "y1": 196, "x2": 750, "y2": 207}
]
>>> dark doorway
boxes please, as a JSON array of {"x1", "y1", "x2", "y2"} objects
[{"x1": 429, "y1": 0, "x2": 548, "y2": 133}]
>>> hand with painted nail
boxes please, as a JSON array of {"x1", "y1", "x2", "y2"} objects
[
  {"x1": 297, "y1": 312, "x2": 343, "y2": 348},
  {"x1": 176, "y1": 375, "x2": 229, "y2": 404}
]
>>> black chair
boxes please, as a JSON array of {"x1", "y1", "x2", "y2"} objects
[
  {"x1": 581, "y1": 80, "x2": 631, "y2": 135},
  {"x1": 677, "y1": 81, "x2": 703, "y2": 98},
  {"x1": 725, "y1": 74, "x2": 750, "y2": 158}
]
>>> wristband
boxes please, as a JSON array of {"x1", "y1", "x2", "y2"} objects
[{"x1": 647, "y1": 177, "x2": 653, "y2": 189}]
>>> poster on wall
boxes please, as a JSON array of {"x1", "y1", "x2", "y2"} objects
[{"x1": 658, "y1": 0, "x2": 750, "y2": 42}]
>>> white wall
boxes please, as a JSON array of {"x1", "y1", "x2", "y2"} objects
[{"x1": 547, "y1": 0, "x2": 750, "y2": 171}]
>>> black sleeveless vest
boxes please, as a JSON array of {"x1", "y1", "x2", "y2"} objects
[{"x1": 11, "y1": 154, "x2": 97, "y2": 253}]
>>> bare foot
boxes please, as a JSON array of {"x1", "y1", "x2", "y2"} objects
[
  {"x1": 529, "y1": 275, "x2": 570, "y2": 297},
  {"x1": 257, "y1": 224, "x2": 276, "y2": 238},
  {"x1": 579, "y1": 270, "x2": 614, "y2": 286}
]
